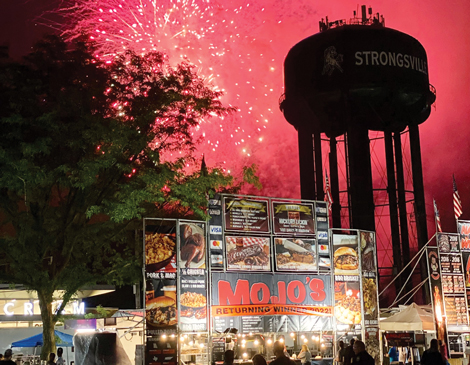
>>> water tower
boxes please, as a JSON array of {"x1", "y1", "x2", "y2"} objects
[{"x1": 280, "y1": 6, "x2": 436, "y2": 303}]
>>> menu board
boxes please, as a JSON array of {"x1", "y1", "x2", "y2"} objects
[
  {"x1": 444, "y1": 296, "x2": 468, "y2": 326},
  {"x1": 225, "y1": 236, "x2": 271, "y2": 271},
  {"x1": 440, "y1": 254, "x2": 463, "y2": 274},
  {"x1": 224, "y1": 198, "x2": 269, "y2": 233},
  {"x1": 272, "y1": 202, "x2": 315, "y2": 235},
  {"x1": 211, "y1": 195, "x2": 335, "y2": 334},
  {"x1": 274, "y1": 237, "x2": 317, "y2": 271},
  {"x1": 436, "y1": 233, "x2": 469, "y2": 326}
]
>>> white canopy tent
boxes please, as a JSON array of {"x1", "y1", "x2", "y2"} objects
[{"x1": 380, "y1": 303, "x2": 436, "y2": 332}]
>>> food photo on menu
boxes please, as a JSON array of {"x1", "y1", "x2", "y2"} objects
[
  {"x1": 360, "y1": 231, "x2": 376, "y2": 272},
  {"x1": 362, "y1": 277, "x2": 378, "y2": 320},
  {"x1": 225, "y1": 236, "x2": 271, "y2": 271},
  {"x1": 334, "y1": 280, "x2": 362, "y2": 325},
  {"x1": 333, "y1": 235, "x2": 359, "y2": 275},
  {"x1": 145, "y1": 232, "x2": 176, "y2": 273},
  {"x1": 145, "y1": 279, "x2": 177, "y2": 328},
  {"x1": 274, "y1": 238, "x2": 317, "y2": 271},
  {"x1": 179, "y1": 223, "x2": 206, "y2": 269},
  {"x1": 179, "y1": 288, "x2": 208, "y2": 330}
]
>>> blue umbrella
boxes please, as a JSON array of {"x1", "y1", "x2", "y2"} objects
[{"x1": 11, "y1": 330, "x2": 73, "y2": 348}]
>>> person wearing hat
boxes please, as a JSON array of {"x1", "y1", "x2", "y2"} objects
[{"x1": 0, "y1": 349, "x2": 15, "y2": 364}]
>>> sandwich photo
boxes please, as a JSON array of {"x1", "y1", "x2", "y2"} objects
[
  {"x1": 333, "y1": 247, "x2": 358, "y2": 270},
  {"x1": 146, "y1": 296, "x2": 177, "y2": 326}
]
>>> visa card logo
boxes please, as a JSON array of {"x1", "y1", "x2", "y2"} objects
[{"x1": 210, "y1": 225, "x2": 222, "y2": 234}]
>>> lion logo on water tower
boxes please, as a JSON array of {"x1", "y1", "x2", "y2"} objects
[{"x1": 322, "y1": 46, "x2": 344, "y2": 75}]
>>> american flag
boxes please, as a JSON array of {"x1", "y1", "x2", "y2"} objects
[
  {"x1": 453, "y1": 174, "x2": 463, "y2": 220},
  {"x1": 325, "y1": 171, "x2": 333, "y2": 211},
  {"x1": 433, "y1": 199, "x2": 442, "y2": 233}
]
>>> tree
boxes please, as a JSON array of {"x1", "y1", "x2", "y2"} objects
[{"x1": 0, "y1": 35, "x2": 257, "y2": 359}]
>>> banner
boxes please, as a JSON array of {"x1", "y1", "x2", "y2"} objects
[
  {"x1": 178, "y1": 221, "x2": 208, "y2": 333},
  {"x1": 144, "y1": 220, "x2": 178, "y2": 336},
  {"x1": 458, "y1": 221, "x2": 470, "y2": 251},
  {"x1": 360, "y1": 231, "x2": 379, "y2": 326},
  {"x1": 272, "y1": 202, "x2": 315, "y2": 235},
  {"x1": 224, "y1": 197, "x2": 269, "y2": 233},
  {"x1": 211, "y1": 272, "x2": 332, "y2": 333},
  {"x1": 146, "y1": 336, "x2": 177, "y2": 365},
  {"x1": 179, "y1": 222, "x2": 206, "y2": 269},
  {"x1": 332, "y1": 233, "x2": 361, "y2": 329},
  {"x1": 427, "y1": 246, "x2": 445, "y2": 340},
  {"x1": 179, "y1": 271, "x2": 207, "y2": 332}
]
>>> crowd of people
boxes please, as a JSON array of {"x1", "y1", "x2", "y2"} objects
[
  {"x1": 221, "y1": 336, "x2": 451, "y2": 365},
  {"x1": 0, "y1": 347, "x2": 65, "y2": 365},
  {"x1": 222, "y1": 338, "x2": 375, "y2": 365}
]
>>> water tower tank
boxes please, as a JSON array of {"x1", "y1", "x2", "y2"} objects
[
  {"x1": 280, "y1": 9, "x2": 436, "y2": 304},
  {"x1": 282, "y1": 23, "x2": 435, "y2": 136}
]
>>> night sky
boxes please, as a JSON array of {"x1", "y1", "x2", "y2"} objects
[{"x1": 2, "y1": 0, "x2": 470, "y2": 305}]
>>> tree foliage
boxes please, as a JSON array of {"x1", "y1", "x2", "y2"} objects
[{"x1": 0, "y1": 35, "x2": 257, "y2": 358}]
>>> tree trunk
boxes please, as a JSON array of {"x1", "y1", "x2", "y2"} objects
[{"x1": 38, "y1": 289, "x2": 57, "y2": 360}]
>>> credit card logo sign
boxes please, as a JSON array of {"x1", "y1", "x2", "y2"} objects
[
  {"x1": 209, "y1": 209, "x2": 221, "y2": 216},
  {"x1": 210, "y1": 226, "x2": 222, "y2": 234},
  {"x1": 318, "y1": 231, "x2": 328, "y2": 240}
]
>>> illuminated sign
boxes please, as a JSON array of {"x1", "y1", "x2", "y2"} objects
[{"x1": 2, "y1": 300, "x2": 85, "y2": 316}]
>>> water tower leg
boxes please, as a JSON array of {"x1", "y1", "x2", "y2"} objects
[
  {"x1": 313, "y1": 132, "x2": 324, "y2": 201},
  {"x1": 297, "y1": 127, "x2": 316, "y2": 200},
  {"x1": 393, "y1": 132, "x2": 413, "y2": 298},
  {"x1": 384, "y1": 131, "x2": 404, "y2": 292},
  {"x1": 329, "y1": 137, "x2": 341, "y2": 228},
  {"x1": 346, "y1": 126, "x2": 375, "y2": 231},
  {"x1": 409, "y1": 124, "x2": 430, "y2": 303}
]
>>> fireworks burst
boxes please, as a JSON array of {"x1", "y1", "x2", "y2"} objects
[{"x1": 52, "y1": 0, "x2": 317, "y2": 172}]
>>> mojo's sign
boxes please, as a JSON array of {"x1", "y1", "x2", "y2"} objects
[{"x1": 211, "y1": 273, "x2": 332, "y2": 317}]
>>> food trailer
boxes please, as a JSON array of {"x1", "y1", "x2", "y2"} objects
[{"x1": 144, "y1": 194, "x2": 380, "y2": 365}]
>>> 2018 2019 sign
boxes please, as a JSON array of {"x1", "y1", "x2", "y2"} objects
[{"x1": 211, "y1": 273, "x2": 332, "y2": 317}]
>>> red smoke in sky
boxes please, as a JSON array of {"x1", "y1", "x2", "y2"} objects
[
  {"x1": 51, "y1": 0, "x2": 470, "y2": 227},
  {"x1": 2, "y1": 0, "x2": 470, "y2": 301}
]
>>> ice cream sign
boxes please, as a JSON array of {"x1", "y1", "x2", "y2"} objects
[{"x1": 2, "y1": 300, "x2": 85, "y2": 316}]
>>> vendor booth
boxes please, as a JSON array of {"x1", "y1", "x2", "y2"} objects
[
  {"x1": 8, "y1": 330, "x2": 74, "y2": 364},
  {"x1": 380, "y1": 303, "x2": 436, "y2": 365},
  {"x1": 143, "y1": 194, "x2": 381, "y2": 365},
  {"x1": 380, "y1": 303, "x2": 435, "y2": 332}
]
